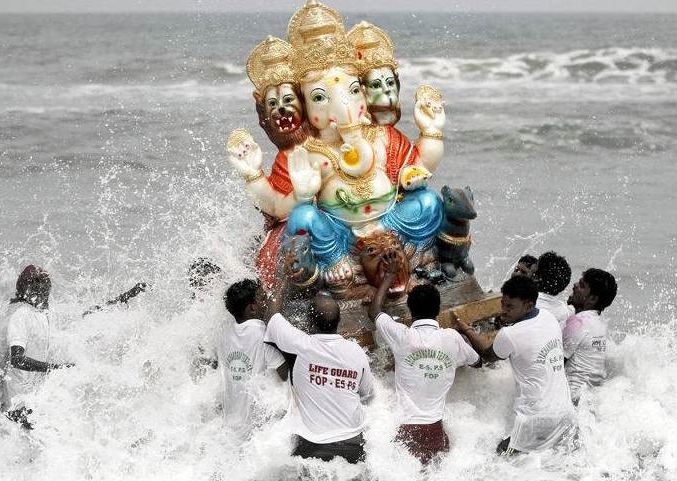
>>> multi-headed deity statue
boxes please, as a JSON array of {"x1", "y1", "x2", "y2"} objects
[{"x1": 228, "y1": 0, "x2": 463, "y2": 302}]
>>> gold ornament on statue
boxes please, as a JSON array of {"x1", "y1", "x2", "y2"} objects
[
  {"x1": 347, "y1": 21, "x2": 397, "y2": 75},
  {"x1": 416, "y1": 84, "x2": 444, "y2": 119},
  {"x1": 246, "y1": 36, "x2": 296, "y2": 95},
  {"x1": 227, "y1": 128, "x2": 253, "y2": 151},
  {"x1": 287, "y1": 0, "x2": 358, "y2": 78},
  {"x1": 416, "y1": 84, "x2": 443, "y2": 103}
]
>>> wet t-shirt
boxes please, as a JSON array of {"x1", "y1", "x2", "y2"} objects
[
  {"x1": 493, "y1": 309, "x2": 574, "y2": 452},
  {"x1": 562, "y1": 310, "x2": 607, "y2": 402},
  {"x1": 4, "y1": 303, "x2": 50, "y2": 410},
  {"x1": 218, "y1": 319, "x2": 285, "y2": 432},
  {"x1": 263, "y1": 313, "x2": 374, "y2": 444},
  {"x1": 376, "y1": 313, "x2": 479, "y2": 425},
  {"x1": 537, "y1": 293, "x2": 574, "y2": 331}
]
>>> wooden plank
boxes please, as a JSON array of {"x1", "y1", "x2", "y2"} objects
[
  {"x1": 438, "y1": 293, "x2": 502, "y2": 328},
  {"x1": 342, "y1": 292, "x2": 502, "y2": 348},
  {"x1": 338, "y1": 275, "x2": 486, "y2": 333}
]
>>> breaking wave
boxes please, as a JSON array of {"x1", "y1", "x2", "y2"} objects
[{"x1": 400, "y1": 47, "x2": 677, "y2": 84}]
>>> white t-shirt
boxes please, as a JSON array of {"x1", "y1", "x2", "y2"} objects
[
  {"x1": 217, "y1": 318, "x2": 285, "y2": 432},
  {"x1": 493, "y1": 308, "x2": 574, "y2": 452},
  {"x1": 376, "y1": 313, "x2": 479, "y2": 425},
  {"x1": 3, "y1": 303, "x2": 50, "y2": 410},
  {"x1": 537, "y1": 293, "x2": 574, "y2": 331},
  {"x1": 263, "y1": 313, "x2": 374, "y2": 444},
  {"x1": 562, "y1": 310, "x2": 607, "y2": 402}
]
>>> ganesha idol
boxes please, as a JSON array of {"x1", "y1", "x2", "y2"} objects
[{"x1": 228, "y1": 0, "x2": 449, "y2": 301}]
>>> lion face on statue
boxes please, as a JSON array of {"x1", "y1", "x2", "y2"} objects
[
  {"x1": 254, "y1": 83, "x2": 311, "y2": 150},
  {"x1": 355, "y1": 231, "x2": 410, "y2": 294}
]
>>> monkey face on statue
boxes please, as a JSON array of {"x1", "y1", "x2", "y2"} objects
[
  {"x1": 363, "y1": 67, "x2": 401, "y2": 126},
  {"x1": 254, "y1": 82, "x2": 311, "y2": 151}
]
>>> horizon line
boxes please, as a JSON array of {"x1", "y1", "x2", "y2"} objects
[{"x1": 2, "y1": 9, "x2": 677, "y2": 14}]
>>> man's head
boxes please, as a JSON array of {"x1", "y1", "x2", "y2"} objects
[
  {"x1": 534, "y1": 251, "x2": 571, "y2": 296},
  {"x1": 500, "y1": 276, "x2": 539, "y2": 323},
  {"x1": 224, "y1": 279, "x2": 266, "y2": 322},
  {"x1": 407, "y1": 284, "x2": 441, "y2": 320},
  {"x1": 512, "y1": 254, "x2": 537, "y2": 279},
  {"x1": 308, "y1": 291, "x2": 341, "y2": 334},
  {"x1": 568, "y1": 268, "x2": 617, "y2": 313},
  {"x1": 11, "y1": 265, "x2": 51, "y2": 309}
]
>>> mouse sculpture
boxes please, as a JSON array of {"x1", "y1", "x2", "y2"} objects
[{"x1": 437, "y1": 185, "x2": 477, "y2": 280}]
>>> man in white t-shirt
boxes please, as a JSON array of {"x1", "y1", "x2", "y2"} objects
[
  {"x1": 451, "y1": 275, "x2": 574, "y2": 455},
  {"x1": 263, "y1": 287, "x2": 374, "y2": 464},
  {"x1": 219, "y1": 279, "x2": 287, "y2": 438},
  {"x1": 563, "y1": 268, "x2": 617, "y2": 404},
  {"x1": 367, "y1": 253, "x2": 481, "y2": 464},
  {"x1": 534, "y1": 251, "x2": 573, "y2": 330},
  {"x1": 3, "y1": 265, "x2": 73, "y2": 429}
]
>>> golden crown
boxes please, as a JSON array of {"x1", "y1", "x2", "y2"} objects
[
  {"x1": 246, "y1": 36, "x2": 296, "y2": 95},
  {"x1": 347, "y1": 21, "x2": 397, "y2": 75},
  {"x1": 287, "y1": 0, "x2": 358, "y2": 79}
]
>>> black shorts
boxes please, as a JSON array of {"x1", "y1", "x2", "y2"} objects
[{"x1": 292, "y1": 434, "x2": 365, "y2": 464}]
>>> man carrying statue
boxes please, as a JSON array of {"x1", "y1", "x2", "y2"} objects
[{"x1": 228, "y1": 0, "x2": 450, "y2": 300}]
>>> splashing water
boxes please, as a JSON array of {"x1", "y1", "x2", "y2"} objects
[{"x1": 2, "y1": 11, "x2": 676, "y2": 481}]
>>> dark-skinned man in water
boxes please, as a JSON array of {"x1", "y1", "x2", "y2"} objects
[
  {"x1": 262, "y1": 272, "x2": 375, "y2": 464},
  {"x1": 449, "y1": 275, "x2": 575, "y2": 455},
  {"x1": 368, "y1": 252, "x2": 481, "y2": 464},
  {"x1": 563, "y1": 268, "x2": 617, "y2": 405},
  {"x1": 1, "y1": 265, "x2": 75, "y2": 429},
  {"x1": 216, "y1": 278, "x2": 288, "y2": 440}
]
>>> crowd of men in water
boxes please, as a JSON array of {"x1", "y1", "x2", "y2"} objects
[{"x1": 0, "y1": 252, "x2": 617, "y2": 465}]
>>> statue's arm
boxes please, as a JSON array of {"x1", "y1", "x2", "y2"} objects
[
  {"x1": 244, "y1": 177, "x2": 297, "y2": 219},
  {"x1": 413, "y1": 86, "x2": 446, "y2": 173},
  {"x1": 227, "y1": 129, "x2": 301, "y2": 219},
  {"x1": 415, "y1": 136, "x2": 444, "y2": 173}
]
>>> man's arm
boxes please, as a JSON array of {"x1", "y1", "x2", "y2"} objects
[
  {"x1": 83, "y1": 282, "x2": 149, "y2": 317},
  {"x1": 358, "y1": 364, "x2": 375, "y2": 405},
  {"x1": 448, "y1": 316, "x2": 503, "y2": 363},
  {"x1": 276, "y1": 363, "x2": 289, "y2": 382},
  {"x1": 562, "y1": 314, "x2": 584, "y2": 362},
  {"x1": 367, "y1": 252, "x2": 400, "y2": 323},
  {"x1": 264, "y1": 276, "x2": 289, "y2": 323},
  {"x1": 10, "y1": 346, "x2": 68, "y2": 372}
]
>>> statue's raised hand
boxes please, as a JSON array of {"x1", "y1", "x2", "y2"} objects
[
  {"x1": 288, "y1": 146, "x2": 321, "y2": 202},
  {"x1": 227, "y1": 128, "x2": 262, "y2": 179},
  {"x1": 414, "y1": 85, "x2": 446, "y2": 135}
]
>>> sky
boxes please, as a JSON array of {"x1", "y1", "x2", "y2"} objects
[{"x1": 2, "y1": 0, "x2": 677, "y2": 13}]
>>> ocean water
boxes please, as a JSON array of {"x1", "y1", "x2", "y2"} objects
[{"x1": 0, "y1": 11, "x2": 676, "y2": 481}]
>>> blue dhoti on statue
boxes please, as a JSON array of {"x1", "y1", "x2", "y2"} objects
[
  {"x1": 286, "y1": 188, "x2": 443, "y2": 268},
  {"x1": 382, "y1": 188, "x2": 444, "y2": 251}
]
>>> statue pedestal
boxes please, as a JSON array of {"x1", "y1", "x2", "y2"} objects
[{"x1": 338, "y1": 275, "x2": 501, "y2": 348}]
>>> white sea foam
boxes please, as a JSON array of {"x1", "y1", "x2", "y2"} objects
[
  {"x1": 213, "y1": 61, "x2": 246, "y2": 75},
  {"x1": 399, "y1": 47, "x2": 677, "y2": 85}
]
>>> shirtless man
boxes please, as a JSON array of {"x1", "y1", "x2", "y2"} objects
[{"x1": 450, "y1": 276, "x2": 574, "y2": 454}]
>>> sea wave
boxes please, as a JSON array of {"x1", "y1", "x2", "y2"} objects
[{"x1": 399, "y1": 47, "x2": 677, "y2": 84}]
